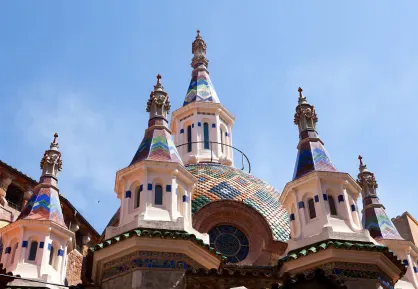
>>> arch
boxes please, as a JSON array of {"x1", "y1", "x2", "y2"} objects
[
  {"x1": 28, "y1": 240, "x2": 38, "y2": 261},
  {"x1": 154, "y1": 184, "x2": 163, "y2": 206},
  {"x1": 203, "y1": 122, "x2": 210, "y2": 149},
  {"x1": 328, "y1": 195, "x2": 337, "y2": 216},
  {"x1": 193, "y1": 200, "x2": 287, "y2": 265},
  {"x1": 308, "y1": 198, "x2": 316, "y2": 219}
]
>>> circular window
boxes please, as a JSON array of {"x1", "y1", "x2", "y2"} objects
[{"x1": 209, "y1": 225, "x2": 249, "y2": 263}]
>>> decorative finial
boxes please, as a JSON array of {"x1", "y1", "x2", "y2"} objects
[
  {"x1": 53, "y1": 133, "x2": 58, "y2": 144},
  {"x1": 153, "y1": 74, "x2": 164, "y2": 91},
  {"x1": 156, "y1": 74, "x2": 161, "y2": 85},
  {"x1": 297, "y1": 87, "x2": 307, "y2": 105},
  {"x1": 358, "y1": 154, "x2": 368, "y2": 173},
  {"x1": 192, "y1": 29, "x2": 208, "y2": 69},
  {"x1": 41, "y1": 133, "x2": 63, "y2": 177},
  {"x1": 358, "y1": 155, "x2": 363, "y2": 166},
  {"x1": 197, "y1": 30, "x2": 201, "y2": 38}
]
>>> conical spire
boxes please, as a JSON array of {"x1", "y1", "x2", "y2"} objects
[
  {"x1": 17, "y1": 133, "x2": 66, "y2": 227},
  {"x1": 357, "y1": 155, "x2": 402, "y2": 240},
  {"x1": 130, "y1": 75, "x2": 182, "y2": 165},
  {"x1": 183, "y1": 30, "x2": 220, "y2": 106},
  {"x1": 292, "y1": 88, "x2": 337, "y2": 180}
]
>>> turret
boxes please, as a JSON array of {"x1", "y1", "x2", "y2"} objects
[{"x1": 170, "y1": 31, "x2": 235, "y2": 166}]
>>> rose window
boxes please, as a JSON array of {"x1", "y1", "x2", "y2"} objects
[{"x1": 209, "y1": 225, "x2": 249, "y2": 263}]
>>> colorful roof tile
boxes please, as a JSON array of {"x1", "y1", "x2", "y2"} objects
[
  {"x1": 293, "y1": 88, "x2": 337, "y2": 180},
  {"x1": 186, "y1": 163, "x2": 290, "y2": 242},
  {"x1": 130, "y1": 75, "x2": 183, "y2": 166},
  {"x1": 90, "y1": 228, "x2": 226, "y2": 262},
  {"x1": 357, "y1": 156, "x2": 403, "y2": 240},
  {"x1": 183, "y1": 30, "x2": 220, "y2": 106},
  {"x1": 279, "y1": 239, "x2": 406, "y2": 274},
  {"x1": 17, "y1": 133, "x2": 66, "y2": 228}
]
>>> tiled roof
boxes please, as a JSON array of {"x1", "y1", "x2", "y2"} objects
[
  {"x1": 17, "y1": 177, "x2": 66, "y2": 228},
  {"x1": 183, "y1": 68, "x2": 220, "y2": 106},
  {"x1": 0, "y1": 160, "x2": 37, "y2": 184},
  {"x1": 185, "y1": 163, "x2": 290, "y2": 242},
  {"x1": 279, "y1": 239, "x2": 406, "y2": 273},
  {"x1": 90, "y1": 228, "x2": 226, "y2": 262},
  {"x1": 130, "y1": 122, "x2": 182, "y2": 166}
]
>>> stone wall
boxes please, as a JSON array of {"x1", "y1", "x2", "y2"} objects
[
  {"x1": 66, "y1": 249, "x2": 84, "y2": 286},
  {"x1": 102, "y1": 270, "x2": 185, "y2": 289}
]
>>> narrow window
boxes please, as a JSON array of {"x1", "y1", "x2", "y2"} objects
[
  {"x1": 308, "y1": 198, "x2": 316, "y2": 219},
  {"x1": 203, "y1": 123, "x2": 210, "y2": 149},
  {"x1": 49, "y1": 246, "x2": 54, "y2": 266},
  {"x1": 328, "y1": 195, "x2": 337, "y2": 216},
  {"x1": 28, "y1": 241, "x2": 38, "y2": 261},
  {"x1": 155, "y1": 185, "x2": 163, "y2": 205},
  {"x1": 135, "y1": 189, "x2": 140, "y2": 208},
  {"x1": 220, "y1": 128, "x2": 224, "y2": 153},
  {"x1": 11, "y1": 243, "x2": 18, "y2": 264},
  {"x1": 187, "y1": 125, "x2": 192, "y2": 152}
]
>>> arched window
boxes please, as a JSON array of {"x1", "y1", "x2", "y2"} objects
[
  {"x1": 28, "y1": 241, "x2": 38, "y2": 261},
  {"x1": 328, "y1": 195, "x2": 337, "y2": 216},
  {"x1": 308, "y1": 198, "x2": 316, "y2": 219},
  {"x1": 187, "y1": 125, "x2": 192, "y2": 152},
  {"x1": 135, "y1": 188, "x2": 140, "y2": 208},
  {"x1": 220, "y1": 128, "x2": 224, "y2": 153},
  {"x1": 11, "y1": 243, "x2": 18, "y2": 264},
  {"x1": 49, "y1": 246, "x2": 54, "y2": 266},
  {"x1": 203, "y1": 123, "x2": 210, "y2": 149},
  {"x1": 155, "y1": 185, "x2": 163, "y2": 205}
]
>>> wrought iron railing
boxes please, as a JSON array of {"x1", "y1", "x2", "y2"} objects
[{"x1": 176, "y1": 141, "x2": 251, "y2": 173}]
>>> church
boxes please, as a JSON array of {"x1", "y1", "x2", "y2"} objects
[{"x1": 0, "y1": 31, "x2": 417, "y2": 289}]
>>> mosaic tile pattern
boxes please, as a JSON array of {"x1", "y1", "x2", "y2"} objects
[
  {"x1": 362, "y1": 201, "x2": 403, "y2": 240},
  {"x1": 183, "y1": 69, "x2": 220, "y2": 106},
  {"x1": 186, "y1": 163, "x2": 290, "y2": 242},
  {"x1": 293, "y1": 140, "x2": 337, "y2": 180},
  {"x1": 17, "y1": 178, "x2": 66, "y2": 227},
  {"x1": 130, "y1": 127, "x2": 182, "y2": 166}
]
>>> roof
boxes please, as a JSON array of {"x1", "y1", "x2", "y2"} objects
[
  {"x1": 293, "y1": 135, "x2": 337, "y2": 180},
  {"x1": 186, "y1": 163, "x2": 290, "y2": 242},
  {"x1": 90, "y1": 228, "x2": 226, "y2": 262},
  {"x1": 0, "y1": 160, "x2": 37, "y2": 185},
  {"x1": 130, "y1": 123, "x2": 182, "y2": 166},
  {"x1": 183, "y1": 68, "x2": 220, "y2": 106},
  {"x1": 279, "y1": 239, "x2": 406, "y2": 273},
  {"x1": 17, "y1": 182, "x2": 67, "y2": 228},
  {"x1": 363, "y1": 202, "x2": 403, "y2": 240}
]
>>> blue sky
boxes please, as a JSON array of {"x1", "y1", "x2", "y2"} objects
[{"x1": 1, "y1": 1, "x2": 417, "y2": 234}]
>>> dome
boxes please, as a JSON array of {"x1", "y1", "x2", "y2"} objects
[{"x1": 185, "y1": 163, "x2": 290, "y2": 242}]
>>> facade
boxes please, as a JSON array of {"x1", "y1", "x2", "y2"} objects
[{"x1": 1, "y1": 31, "x2": 417, "y2": 288}]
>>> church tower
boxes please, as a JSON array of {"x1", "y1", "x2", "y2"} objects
[
  {"x1": 280, "y1": 88, "x2": 373, "y2": 252},
  {"x1": 170, "y1": 31, "x2": 235, "y2": 166},
  {"x1": 0, "y1": 134, "x2": 74, "y2": 287}
]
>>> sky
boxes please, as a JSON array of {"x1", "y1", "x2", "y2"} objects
[{"x1": 1, "y1": 1, "x2": 418, "y2": 235}]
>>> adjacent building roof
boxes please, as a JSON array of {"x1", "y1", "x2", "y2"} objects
[{"x1": 186, "y1": 163, "x2": 290, "y2": 242}]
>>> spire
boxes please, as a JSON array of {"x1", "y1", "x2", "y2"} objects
[
  {"x1": 292, "y1": 88, "x2": 337, "y2": 180},
  {"x1": 17, "y1": 133, "x2": 66, "y2": 227},
  {"x1": 357, "y1": 155, "x2": 403, "y2": 240},
  {"x1": 130, "y1": 75, "x2": 182, "y2": 166},
  {"x1": 183, "y1": 30, "x2": 220, "y2": 106}
]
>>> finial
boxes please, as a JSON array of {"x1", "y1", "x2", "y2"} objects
[
  {"x1": 297, "y1": 87, "x2": 307, "y2": 105},
  {"x1": 358, "y1": 154, "x2": 368, "y2": 173},
  {"x1": 156, "y1": 74, "x2": 161, "y2": 85},
  {"x1": 153, "y1": 74, "x2": 164, "y2": 91},
  {"x1": 53, "y1": 133, "x2": 58, "y2": 144},
  {"x1": 197, "y1": 30, "x2": 201, "y2": 38}
]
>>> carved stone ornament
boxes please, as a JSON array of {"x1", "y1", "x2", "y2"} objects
[
  {"x1": 294, "y1": 105, "x2": 318, "y2": 125},
  {"x1": 357, "y1": 172, "x2": 378, "y2": 189},
  {"x1": 146, "y1": 92, "x2": 171, "y2": 113},
  {"x1": 40, "y1": 151, "x2": 63, "y2": 172}
]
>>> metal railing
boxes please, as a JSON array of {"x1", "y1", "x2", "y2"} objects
[{"x1": 176, "y1": 141, "x2": 251, "y2": 173}]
